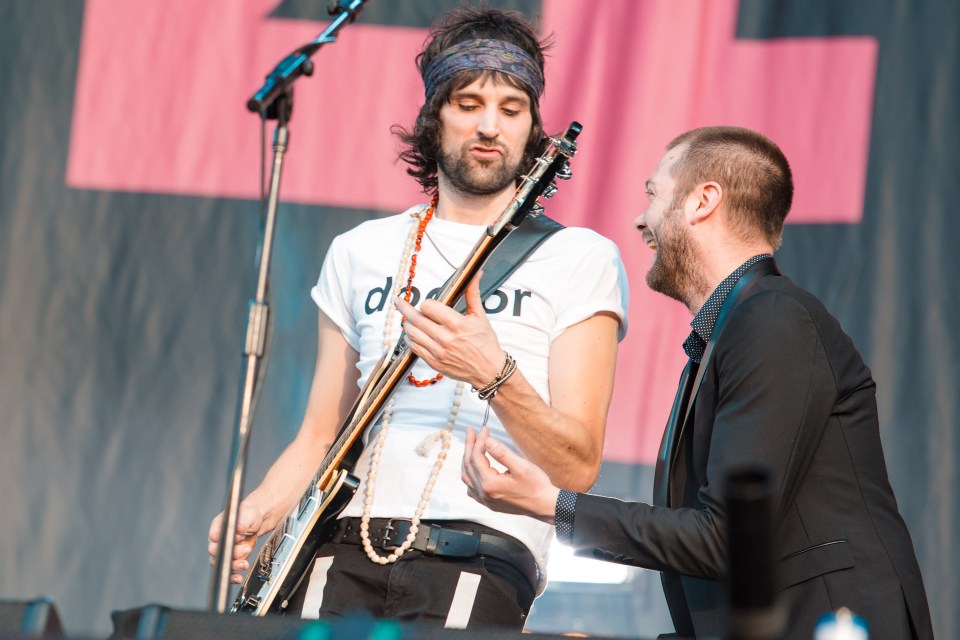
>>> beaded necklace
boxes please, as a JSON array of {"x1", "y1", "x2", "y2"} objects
[
  {"x1": 359, "y1": 194, "x2": 466, "y2": 565},
  {"x1": 403, "y1": 195, "x2": 444, "y2": 387}
]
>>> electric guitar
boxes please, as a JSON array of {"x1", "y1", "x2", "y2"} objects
[{"x1": 232, "y1": 121, "x2": 582, "y2": 615}]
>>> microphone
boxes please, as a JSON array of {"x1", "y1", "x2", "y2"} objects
[
  {"x1": 328, "y1": 0, "x2": 364, "y2": 22},
  {"x1": 246, "y1": 0, "x2": 367, "y2": 116},
  {"x1": 725, "y1": 465, "x2": 786, "y2": 640}
]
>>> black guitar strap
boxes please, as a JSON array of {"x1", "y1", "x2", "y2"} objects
[{"x1": 453, "y1": 213, "x2": 565, "y2": 313}]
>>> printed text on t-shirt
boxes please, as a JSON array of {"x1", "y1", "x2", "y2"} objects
[{"x1": 364, "y1": 277, "x2": 532, "y2": 317}]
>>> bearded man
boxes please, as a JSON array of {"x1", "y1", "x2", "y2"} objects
[
  {"x1": 208, "y1": 6, "x2": 628, "y2": 630},
  {"x1": 463, "y1": 126, "x2": 933, "y2": 639}
]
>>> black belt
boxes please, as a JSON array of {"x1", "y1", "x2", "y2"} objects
[{"x1": 334, "y1": 518, "x2": 539, "y2": 588}]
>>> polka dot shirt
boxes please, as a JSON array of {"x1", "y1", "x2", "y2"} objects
[{"x1": 682, "y1": 254, "x2": 772, "y2": 364}]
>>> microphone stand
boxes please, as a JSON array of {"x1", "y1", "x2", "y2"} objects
[{"x1": 209, "y1": 0, "x2": 367, "y2": 614}]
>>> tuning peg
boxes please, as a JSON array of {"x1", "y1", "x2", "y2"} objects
[
  {"x1": 555, "y1": 160, "x2": 572, "y2": 180},
  {"x1": 543, "y1": 182, "x2": 558, "y2": 199}
]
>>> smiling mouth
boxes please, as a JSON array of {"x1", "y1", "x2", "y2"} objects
[{"x1": 643, "y1": 234, "x2": 658, "y2": 250}]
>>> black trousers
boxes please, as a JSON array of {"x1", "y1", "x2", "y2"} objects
[{"x1": 289, "y1": 522, "x2": 537, "y2": 629}]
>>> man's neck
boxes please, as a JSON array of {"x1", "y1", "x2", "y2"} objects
[
  {"x1": 686, "y1": 243, "x2": 774, "y2": 314},
  {"x1": 434, "y1": 181, "x2": 516, "y2": 226}
]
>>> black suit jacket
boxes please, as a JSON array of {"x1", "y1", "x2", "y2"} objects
[{"x1": 572, "y1": 260, "x2": 933, "y2": 639}]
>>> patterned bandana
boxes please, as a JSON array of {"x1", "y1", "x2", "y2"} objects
[{"x1": 422, "y1": 38, "x2": 545, "y2": 102}]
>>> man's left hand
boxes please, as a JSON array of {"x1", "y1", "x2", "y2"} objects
[{"x1": 395, "y1": 275, "x2": 504, "y2": 389}]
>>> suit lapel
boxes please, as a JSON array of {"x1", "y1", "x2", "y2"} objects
[
  {"x1": 653, "y1": 360, "x2": 697, "y2": 507},
  {"x1": 659, "y1": 258, "x2": 782, "y2": 505}
]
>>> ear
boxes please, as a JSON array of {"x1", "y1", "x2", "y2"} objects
[{"x1": 689, "y1": 181, "x2": 722, "y2": 224}]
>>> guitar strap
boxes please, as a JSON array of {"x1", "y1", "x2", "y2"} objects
[{"x1": 453, "y1": 213, "x2": 565, "y2": 313}]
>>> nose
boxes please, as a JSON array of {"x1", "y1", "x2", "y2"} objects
[
  {"x1": 477, "y1": 105, "x2": 501, "y2": 139},
  {"x1": 634, "y1": 210, "x2": 647, "y2": 231}
]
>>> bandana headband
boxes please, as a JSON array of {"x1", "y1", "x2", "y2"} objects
[{"x1": 422, "y1": 38, "x2": 544, "y2": 102}]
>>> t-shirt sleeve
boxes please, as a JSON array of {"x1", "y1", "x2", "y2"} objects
[
  {"x1": 551, "y1": 234, "x2": 629, "y2": 342},
  {"x1": 310, "y1": 236, "x2": 361, "y2": 350}
]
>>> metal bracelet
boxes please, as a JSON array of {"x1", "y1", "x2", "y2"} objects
[{"x1": 474, "y1": 352, "x2": 517, "y2": 401}]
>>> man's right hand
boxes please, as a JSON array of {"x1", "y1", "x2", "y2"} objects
[
  {"x1": 462, "y1": 426, "x2": 560, "y2": 523},
  {"x1": 207, "y1": 502, "x2": 265, "y2": 584}
]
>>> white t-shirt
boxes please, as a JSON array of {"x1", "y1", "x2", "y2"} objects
[{"x1": 311, "y1": 205, "x2": 629, "y2": 591}]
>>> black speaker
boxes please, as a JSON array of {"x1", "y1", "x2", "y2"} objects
[
  {"x1": 110, "y1": 605, "x2": 632, "y2": 640},
  {"x1": 110, "y1": 605, "x2": 310, "y2": 640},
  {"x1": 0, "y1": 597, "x2": 64, "y2": 638}
]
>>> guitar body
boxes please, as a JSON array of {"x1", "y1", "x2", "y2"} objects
[{"x1": 231, "y1": 470, "x2": 360, "y2": 615}]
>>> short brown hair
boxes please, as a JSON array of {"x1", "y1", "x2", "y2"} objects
[
  {"x1": 392, "y1": 6, "x2": 550, "y2": 194},
  {"x1": 667, "y1": 126, "x2": 793, "y2": 248}
]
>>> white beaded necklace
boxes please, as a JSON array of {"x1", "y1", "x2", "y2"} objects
[{"x1": 358, "y1": 207, "x2": 466, "y2": 565}]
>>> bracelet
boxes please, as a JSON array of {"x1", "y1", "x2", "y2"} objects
[{"x1": 473, "y1": 352, "x2": 518, "y2": 401}]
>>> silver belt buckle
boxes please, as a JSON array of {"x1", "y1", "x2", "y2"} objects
[{"x1": 380, "y1": 519, "x2": 402, "y2": 551}]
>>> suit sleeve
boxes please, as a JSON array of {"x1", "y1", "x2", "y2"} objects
[{"x1": 570, "y1": 289, "x2": 837, "y2": 580}]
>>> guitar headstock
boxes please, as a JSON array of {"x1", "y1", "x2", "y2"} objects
[{"x1": 499, "y1": 121, "x2": 582, "y2": 226}]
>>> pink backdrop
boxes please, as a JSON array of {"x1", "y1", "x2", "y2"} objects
[{"x1": 68, "y1": 0, "x2": 877, "y2": 464}]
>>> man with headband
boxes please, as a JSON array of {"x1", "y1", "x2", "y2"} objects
[{"x1": 208, "y1": 6, "x2": 628, "y2": 629}]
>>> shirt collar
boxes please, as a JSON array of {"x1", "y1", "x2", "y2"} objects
[{"x1": 682, "y1": 254, "x2": 771, "y2": 362}]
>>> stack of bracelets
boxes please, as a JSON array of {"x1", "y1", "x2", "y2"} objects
[{"x1": 473, "y1": 352, "x2": 518, "y2": 401}]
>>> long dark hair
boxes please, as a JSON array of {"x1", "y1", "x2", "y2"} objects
[{"x1": 392, "y1": 7, "x2": 551, "y2": 194}]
